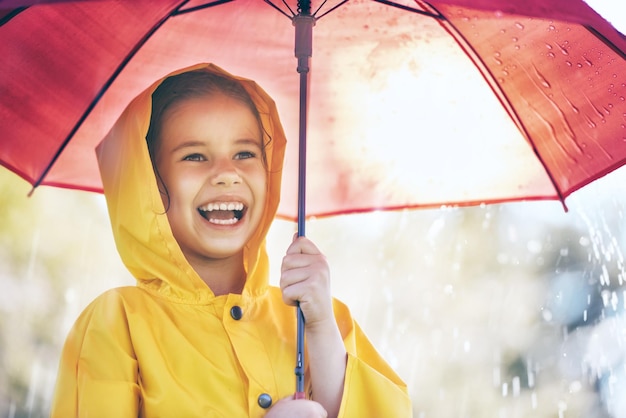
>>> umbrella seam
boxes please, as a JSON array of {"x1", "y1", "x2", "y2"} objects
[
  {"x1": 422, "y1": 0, "x2": 567, "y2": 207},
  {"x1": 31, "y1": 0, "x2": 191, "y2": 193}
]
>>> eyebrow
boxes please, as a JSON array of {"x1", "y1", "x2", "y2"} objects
[
  {"x1": 171, "y1": 140, "x2": 206, "y2": 153},
  {"x1": 171, "y1": 138, "x2": 262, "y2": 153},
  {"x1": 234, "y1": 138, "x2": 263, "y2": 148}
]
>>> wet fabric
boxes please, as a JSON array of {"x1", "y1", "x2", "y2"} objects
[
  {"x1": 50, "y1": 63, "x2": 411, "y2": 417},
  {"x1": 2, "y1": 1, "x2": 625, "y2": 216}
]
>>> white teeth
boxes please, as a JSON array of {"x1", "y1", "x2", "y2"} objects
[
  {"x1": 200, "y1": 202, "x2": 244, "y2": 212},
  {"x1": 209, "y1": 218, "x2": 238, "y2": 225}
]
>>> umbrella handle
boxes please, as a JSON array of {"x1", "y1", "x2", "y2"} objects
[{"x1": 294, "y1": 304, "x2": 306, "y2": 399}]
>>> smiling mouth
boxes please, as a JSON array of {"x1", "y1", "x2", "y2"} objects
[{"x1": 198, "y1": 202, "x2": 246, "y2": 225}]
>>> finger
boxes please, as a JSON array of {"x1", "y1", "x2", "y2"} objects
[
  {"x1": 280, "y1": 280, "x2": 304, "y2": 307},
  {"x1": 286, "y1": 236, "x2": 322, "y2": 256},
  {"x1": 281, "y1": 251, "x2": 320, "y2": 273},
  {"x1": 279, "y1": 266, "x2": 309, "y2": 300}
]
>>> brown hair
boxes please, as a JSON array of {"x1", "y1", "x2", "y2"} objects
[{"x1": 146, "y1": 69, "x2": 269, "y2": 206}]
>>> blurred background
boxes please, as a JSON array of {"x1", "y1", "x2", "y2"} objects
[
  {"x1": 2, "y1": 161, "x2": 626, "y2": 418},
  {"x1": 1, "y1": 1, "x2": 625, "y2": 417}
]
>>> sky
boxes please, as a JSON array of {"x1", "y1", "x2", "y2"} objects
[{"x1": 585, "y1": 0, "x2": 626, "y2": 33}]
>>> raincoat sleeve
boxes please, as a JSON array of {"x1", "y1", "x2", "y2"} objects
[
  {"x1": 50, "y1": 289, "x2": 140, "y2": 417},
  {"x1": 334, "y1": 300, "x2": 413, "y2": 417}
]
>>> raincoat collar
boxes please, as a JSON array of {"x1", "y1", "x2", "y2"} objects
[{"x1": 96, "y1": 63, "x2": 287, "y2": 304}]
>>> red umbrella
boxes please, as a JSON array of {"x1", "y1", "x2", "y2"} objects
[
  {"x1": 1, "y1": 0, "x2": 625, "y2": 398},
  {"x1": 2, "y1": 0, "x2": 625, "y2": 219}
]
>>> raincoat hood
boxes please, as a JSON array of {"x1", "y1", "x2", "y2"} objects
[{"x1": 96, "y1": 63, "x2": 287, "y2": 303}]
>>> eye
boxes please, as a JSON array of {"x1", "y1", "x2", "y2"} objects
[
  {"x1": 234, "y1": 151, "x2": 257, "y2": 160},
  {"x1": 183, "y1": 153, "x2": 206, "y2": 162}
]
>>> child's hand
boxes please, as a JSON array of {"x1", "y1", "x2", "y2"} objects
[
  {"x1": 280, "y1": 235, "x2": 346, "y2": 418},
  {"x1": 280, "y1": 235, "x2": 334, "y2": 330},
  {"x1": 264, "y1": 396, "x2": 328, "y2": 418}
]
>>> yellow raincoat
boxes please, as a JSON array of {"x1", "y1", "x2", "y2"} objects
[{"x1": 51, "y1": 63, "x2": 411, "y2": 417}]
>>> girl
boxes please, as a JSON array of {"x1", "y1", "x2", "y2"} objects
[{"x1": 51, "y1": 63, "x2": 411, "y2": 417}]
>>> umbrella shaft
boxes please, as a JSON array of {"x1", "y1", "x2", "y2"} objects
[
  {"x1": 293, "y1": 11, "x2": 315, "y2": 397},
  {"x1": 294, "y1": 13, "x2": 314, "y2": 235}
]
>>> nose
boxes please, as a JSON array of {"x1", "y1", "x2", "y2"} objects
[{"x1": 211, "y1": 159, "x2": 242, "y2": 187}]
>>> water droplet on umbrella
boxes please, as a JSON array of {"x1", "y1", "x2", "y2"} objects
[
  {"x1": 585, "y1": 116, "x2": 597, "y2": 128},
  {"x1": 564, "y1": 95, "x2": 579, "y2": 113},
  {"x1": 532, "y1": 65, "x2": 551, "y2": 89}
]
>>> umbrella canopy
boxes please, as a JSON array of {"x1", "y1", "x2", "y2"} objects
[{"x1": 1, "y1": 0, "x2": 625, "y2": 220}]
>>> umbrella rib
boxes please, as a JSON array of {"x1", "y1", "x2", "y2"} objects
[
  {"x1": 0, "y1": 7, "x2": 27, "y2": 26},
  {"x1": 31, "y1": 1, "x2": 191, "y2": 192},
  {"x1": 422, "y1": 0, "x2": 568, "y2": 206},
  {"x1": 282, "y1": 0, "x2": 297, "y2": 16},
  {"x1": 264, "y1": 1, "x2": 295, "y2": 19},
  {"x1": 315, "y1": 0, "x2": 349, "y2": 20},
  {"x1": 312, "y1": 0, "x2": 329, "y2": 17},
  {"x1": 171, "y1": 0, "x2": 234, "y2": 16},
  {"x1": 373, "y1": 0, "x2": 443, "y2": 20},
  {"x1": 584, "y1": 25, "x2": 626, "y2": 60}
]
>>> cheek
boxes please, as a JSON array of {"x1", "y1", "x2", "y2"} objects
[
  {"x1": 250, "y1": 168, "x2": 268, "y2": 200},
  {"x1": 160, "y1": 168, "x2": 203, "y2": 210},
  {"x1": 169, "y1": 175, "x2": 202, "y2": 204}
]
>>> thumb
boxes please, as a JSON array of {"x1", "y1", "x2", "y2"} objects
[{"x1": 286, "y1": 233, "x2": 303, "y2": 254}]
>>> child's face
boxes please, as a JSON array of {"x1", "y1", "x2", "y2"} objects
[{"x1": 154, "y1": 93, "x2": 267, "y2": 264}]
